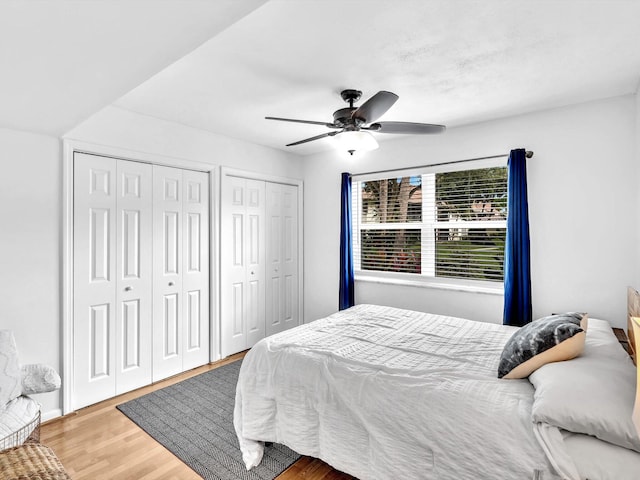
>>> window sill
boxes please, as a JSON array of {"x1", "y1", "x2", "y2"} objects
[{"x1": 354, "y1": 273, "x2": 504, "y2": 295}]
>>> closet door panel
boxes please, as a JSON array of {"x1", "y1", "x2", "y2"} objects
[
  {"x1": 244, "y1": 179, "x2": 266, "y2": 348},
  {"x1": 266, "y1": 183, "x2": 299, "y2": 336},
  {"x1": 281, "y1": 184, "x2": 299, "y2": 331},
  {"x1": 121, "y1": 300, "x2": 140, "y2": 369},
  {"x1": 73, "y1": 153, "x2": 117, "y2": 409},
  {"x1": 265, "y1": 183, "x2": 282, "y2": 336},
  {"x1": 221, "y1": 177, "x2": 249, "y2": 357},
  {"x1": 182, "y1": 170, "x2": 210, "y2": 370},
  {"x1": 115, "y1": 160, "x2": 153, "y2": 394},
  {"x1": 163, "y1": 293, "x2": 180, "y2": 355},
  {"x1": 153, "y1": 165, "x2": 183, "y2": 381},
  {"x1": 221, "y1": 176, "x2": 265, "y2": 356},
  {"x1": 247, "y1": 276, "x2": 261, "y2": 336}
]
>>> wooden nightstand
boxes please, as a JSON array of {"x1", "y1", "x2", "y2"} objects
[{"x1": 612, "y1": 327, "x2": 631, "y2": 355}]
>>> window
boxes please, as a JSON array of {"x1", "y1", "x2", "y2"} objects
[{"x1": 352, "y1": 163, "x2": 508, "y2": 285}]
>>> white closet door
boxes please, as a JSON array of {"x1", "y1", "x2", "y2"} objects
[
  {"x1": 281, "y1": 185, "x2": 301, "y2": 330},
  {"x1": 152, "y1": 165, "x2": 184, "y2": 381},
  {"x1": 115, "y1": 160, "x2": 153, "y2": 394},
  {"x1": 266, "y1": 183, "x2": 299, "y2": 336},
  {"x1": 74, "y1": 156, "x2": 210, "y2": 407},
  {"x1": 220, "y1": 176, "x2": 265, "y2": 357},
  {"x1": 220, "y1": 176, "x2": 248, "y2": 357},
  {"x1": 265, "y1": 183, "x2": 282, "y2": 336},
  {"x1": 73, "y1": 153, "x2": 117, "y2": 408},
  {"x1": 280, "y1": 183, "x2": 299, "y2": 332},
  {"x1": 245, "y1": 180, "x2": 266, "y2": 348},
  {"x1": 181, "y1": 170, "x2": 210, "y2": 370}
]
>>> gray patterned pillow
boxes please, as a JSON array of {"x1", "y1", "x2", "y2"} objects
[{"x1": 498, "y1": 313, "x2": 587, "y2": 379}]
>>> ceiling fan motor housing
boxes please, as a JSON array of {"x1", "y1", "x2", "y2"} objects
[
  {"x1": 334, "y1": 89, "x2": 365, "y2": 129},
  {"x1": 333, "y1": 107, "x2": 362, "y2": 129}
]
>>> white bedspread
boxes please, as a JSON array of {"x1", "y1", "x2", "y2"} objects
[{"x1": 234, "y1": 304, "x2": 563, "y2": 479}]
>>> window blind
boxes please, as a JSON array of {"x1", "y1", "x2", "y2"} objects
[{"x1": 353, "y1": 166, "x2": 508, "y2": 283}]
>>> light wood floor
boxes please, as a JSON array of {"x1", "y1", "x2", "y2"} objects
[{"x1": 40, "y1": 354, "x2": 355, "y2": 480}]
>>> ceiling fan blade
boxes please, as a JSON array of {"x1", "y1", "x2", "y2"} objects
[
  {"x1": 286, "y1": 131, "x2": 339, "y2": 147},
  {"x1": 266, "y1": 116, "x2": 339, "y2": 128},
  {"x1": 352, "y1": 91, "x2": 399, "y2": 123},
  {"x1": 367, "y1": 121, "x2": 446, "y2": 134}
]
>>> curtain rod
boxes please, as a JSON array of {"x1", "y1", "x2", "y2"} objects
[{"x1": 350, "y1": 150, "x2": 533, "y2": 178}]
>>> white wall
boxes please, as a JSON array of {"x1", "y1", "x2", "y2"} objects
[
  {"x1": 303, "y1": 95, "x2": 638, "y2": 329},
  {"x1": 67, "y1": 106, "x2": 302, "y2": 178},
  {"x1": 0, "y1": 128, "x2": 61, "y2": 418}
]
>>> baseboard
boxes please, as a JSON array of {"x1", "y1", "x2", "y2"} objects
[{"x1": 42, "y1": 408, "x2": 63, "y2": 422}]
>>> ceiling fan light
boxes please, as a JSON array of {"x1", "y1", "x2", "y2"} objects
[{"x1": 333, "y1": 130, "x2": 378, "y2": 155}]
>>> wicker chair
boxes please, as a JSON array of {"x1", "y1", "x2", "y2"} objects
[
  {"x1": 1, "y1": 330, "x2": 61, "y2": 451},
  {"x1": 0, "y1": 442, "x2": 71, "y2": 480},
  {"x1": 0, "y1": 330, "x2": 69, "y2": 479}
]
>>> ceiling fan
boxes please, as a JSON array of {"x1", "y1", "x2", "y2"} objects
[{"x1": 266, "y1": 89, "x2": 446, "y2": 155}]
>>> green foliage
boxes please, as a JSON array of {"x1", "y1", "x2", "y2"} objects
[
  {"x1": 361, "y1": 229, "x2": 421, "y2": 274},
  {"x1": 435, "y1": 228, "x2": 505, "y2": 281}
]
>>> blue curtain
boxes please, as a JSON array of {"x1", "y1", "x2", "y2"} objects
[
  {"x1": 503, "y1": 149, "x2": 532, "y2": 326},
  {"x1": 339, "y1": 172, "x2": 355, "y2": 310}
]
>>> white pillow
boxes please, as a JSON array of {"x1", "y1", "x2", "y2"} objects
[
  {"x1": 529, "y1": 318, "x2": 640, "y2": 452},
  {"x1": 561, "y1": 429, "x2": 640, "y2": 480},
  {"x1": 21, "y1": 364, "x2": 61, "y2": 395}
]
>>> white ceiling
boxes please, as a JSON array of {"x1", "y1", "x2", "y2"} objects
[
  {"x1": 0, "y1": 0, "x2": 267, "y2": 136},
  {"x1": 113, "y1": 0, "x2": 640, "y2": 155},
  {"x1": 3, "y1": 1, "x2": 640, "y2": 154}
]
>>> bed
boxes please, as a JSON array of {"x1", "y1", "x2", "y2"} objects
[{"x1": 234, "y1": 300, "x2": 640, "y2": 480}]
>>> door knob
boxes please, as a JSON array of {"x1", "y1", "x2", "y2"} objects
[
  {"x1": 168, "y1": 281, "x2": 174, "y2": 286},
  {"x1": 124, "y1": 286, "x2": 132, "y2": 292},
  {"x1": 250, "y1": 271, "x2": 254, "y2": 275}
]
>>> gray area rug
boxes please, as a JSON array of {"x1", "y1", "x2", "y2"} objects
[{"x1": 117, "y1": 360, "x2": 300, "y2": 480}]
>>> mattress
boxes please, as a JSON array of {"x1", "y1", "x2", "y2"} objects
[{"x1": 234, "y1": 304, "x2": 562, "y2": 480}]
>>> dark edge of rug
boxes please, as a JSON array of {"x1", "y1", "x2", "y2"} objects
[{"x1": 116, "y1": 360, "x2": 300, "y2": 480}]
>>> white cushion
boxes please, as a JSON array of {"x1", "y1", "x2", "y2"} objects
[
  {"x1": 21, "y1": 364, "x2": 61, "y2": 395},
  {"x1": 529, "y1": 318, "x2": 640, "y2": 452},
  {"x1": 0, "y1": 330, "x2": 22, "y2": 409}
]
